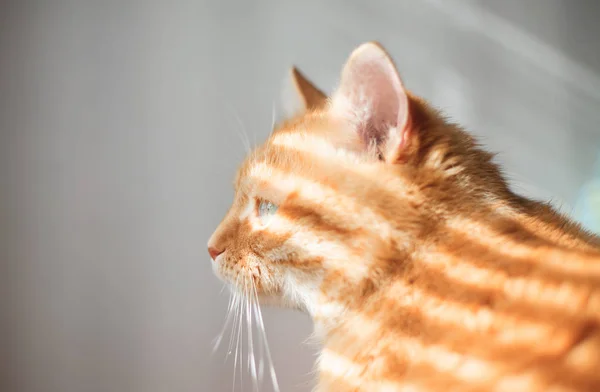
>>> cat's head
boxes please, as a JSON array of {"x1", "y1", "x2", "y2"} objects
[{"x1": 207, "y1": 42, "x2": 508, "y2": 312}]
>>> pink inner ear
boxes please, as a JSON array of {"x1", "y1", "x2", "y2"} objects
[{"x1": 334, "y1": 44, "x2": 409, "y2": 149}]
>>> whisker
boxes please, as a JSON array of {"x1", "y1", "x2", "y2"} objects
[
  {"x1": 251, "y1": 292, "x2": 265, "y2": 388},
  {"x1": 233, "y1": 281, "x2": 244, "y2": 392},
  {"x1": 221, "y1": 101, "x2": 252, "y2": 154},
  {"x1": 247, "y1": 280, "x2": 259, "y2": 392},
  {"x1": 251, "y1": 282, "x2": 280, "y2": 392},
  {"x1": 230, "y1": 105, "x2": 253, "y2": 154},
  {"x1": 271, "y1": 101, "x2": 277, "y2": 131},
  {"x1": 250, "y1": 289, "x2": 265, "y2": 386},
  {"x1": 226, "y1": 287, "x2": 242, "y2": 361},
  {"x1": 213, "y1": 270, "x2": 278, "y2": 391},
  {"x1": 212, "y1": 290, "x2": 235, "y2": 354},
  {"x1": 257, "y1": 327, "x2": 265, "y2": 384}
]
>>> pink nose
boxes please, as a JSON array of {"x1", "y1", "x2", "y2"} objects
[{"x1": 208, "y1": 246, "x2": 224, "y2": 261}]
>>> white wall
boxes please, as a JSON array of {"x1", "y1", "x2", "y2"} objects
[{"x1": 2, "y1": 1, "x2": 599, "y2": 391}]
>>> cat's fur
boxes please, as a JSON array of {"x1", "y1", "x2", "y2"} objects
[{"x1": 208, "y1": 42, "x2": 600, "y2": 391}]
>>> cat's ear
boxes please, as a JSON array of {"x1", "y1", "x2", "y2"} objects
[
  {"x1": 290, "y1": 67, "x2": 328, "y2": 111},
  {"x1": 330, "y1": 42, "x2": 412, "y2": 163},
  {"x1": 279, "y1": 67, "x2": 327, "y2": 119}
]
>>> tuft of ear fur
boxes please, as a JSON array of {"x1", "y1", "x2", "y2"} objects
[{"x1": 330, "y1": 42, "x2": 412, "y2": 163}]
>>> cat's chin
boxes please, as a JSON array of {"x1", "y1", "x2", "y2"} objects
[{"x1": 257, "y1": 292, "x2": 305, "y2": 311}]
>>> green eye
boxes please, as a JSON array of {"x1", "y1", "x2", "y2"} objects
[{"x1": 257, "y1": 199, "x2": 278, "y2": 219}]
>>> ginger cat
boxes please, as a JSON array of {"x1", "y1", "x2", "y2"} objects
[{"x1": 208, "y1": 42, "x2": 600, "y2": 391}]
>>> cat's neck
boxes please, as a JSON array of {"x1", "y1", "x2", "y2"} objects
[{"x1": 307, "y1": 189, "x2": 600, "y2": 340}]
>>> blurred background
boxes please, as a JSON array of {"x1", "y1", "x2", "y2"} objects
[{"x1": 2, "y1": 1, "x2": 600, "y2": 391}]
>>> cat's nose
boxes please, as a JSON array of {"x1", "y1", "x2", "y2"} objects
[{"x1": 208, "y1": 246, "x2": 224, "y2": 261}]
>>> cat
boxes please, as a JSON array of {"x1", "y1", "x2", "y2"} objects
[{"x1": 208, "y1": 42, "x2": 600, "y2": 391}]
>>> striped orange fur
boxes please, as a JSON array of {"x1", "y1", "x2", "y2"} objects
[{"x1": 208, "y1": 42, "x2": 600, "y2": 391}]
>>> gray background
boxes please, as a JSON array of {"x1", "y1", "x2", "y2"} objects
[{"x1": 2, "y1": 1, "x2": 599, "y2": 391}]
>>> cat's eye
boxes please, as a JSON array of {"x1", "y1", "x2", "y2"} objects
[{"x1": 257, "y1": 199, "x2": 278, "y2": 224}]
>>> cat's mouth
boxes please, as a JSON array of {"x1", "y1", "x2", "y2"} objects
[
  {"x1": 211, "y1": 254, "x2": 283, "y2": 300},
  {"x1": 210, "y1": 253, "x2": 227, "y2": 280}
]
